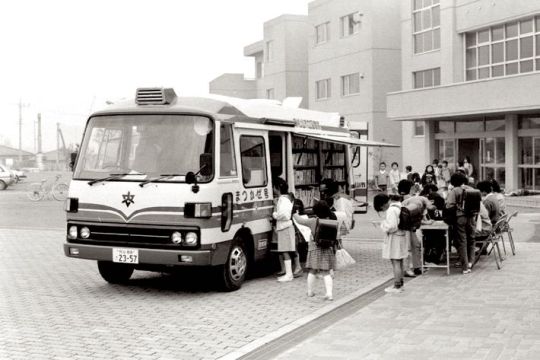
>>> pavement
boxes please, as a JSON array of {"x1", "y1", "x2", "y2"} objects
[{"x1": 275, "y1": 241, "x2": 540, "y2": 359}]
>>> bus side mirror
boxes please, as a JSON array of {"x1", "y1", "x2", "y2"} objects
[{"x1": 199, "y1": 153, "x2": 212, "y2": 177}]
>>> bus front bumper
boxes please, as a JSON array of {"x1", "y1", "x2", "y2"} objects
[{"x1": 63, "y1": 243, "x2": 219, "y2": 266}]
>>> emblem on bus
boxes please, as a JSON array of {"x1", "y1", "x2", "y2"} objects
[{"x1": 122, "y1": 191, "x2": 135, "y2": 207}]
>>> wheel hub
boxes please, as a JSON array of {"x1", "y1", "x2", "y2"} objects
[{"x1": 229, "y1": 246, "x2": 247, "y2": 281}]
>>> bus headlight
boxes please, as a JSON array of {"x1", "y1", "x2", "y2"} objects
[
  {"x1": 80, "y1": 227, "x2": 90, "y2": 239},
  {"x1": 184, "y1": 232, "x2": 198, "y2": 246},
  {"x1": 68, "y1": 226, "x2": 78, "y2": 239},
  {"x1": 171, "y1": 231, "x2": 183, "y2": 244}
]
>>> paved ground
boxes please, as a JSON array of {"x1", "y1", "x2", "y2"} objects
[
  {"x1": 275, "y1": 243, "x2": 540, "y2": 360},
  {"x1": 0, "y1": 188, "x2": 392, "y2": 360}
]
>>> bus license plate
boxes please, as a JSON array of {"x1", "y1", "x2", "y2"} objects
[{"x1": 113, "y1": 248, "x2": 139, "y2": 264}]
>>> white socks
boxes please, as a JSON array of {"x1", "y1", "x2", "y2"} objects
[
  {"x1": 307, "y1": 272, "x2": 316, "y2": 296},
  {"x1": 323, "y1": 275, "x2": 333, "y2": 300},
  {"x1": 277, "y1": 260, "x2": 293, "y2": 282}
]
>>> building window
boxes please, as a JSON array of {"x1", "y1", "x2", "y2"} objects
[
  {"x1": 519, "y1": 115, "x2": 540, "y2": 129},
  {"x1": 465, "y1": 16, "x2": 540, "y2": 81},
  {"x1": 340, "y1": 13, "x2": 361, "y2": 37},
  {"x1": 341, "y1": 73, "x2": 360, "y2": 96},
  {"x1": 265, "y1": 40, "x2": 273, "y2": 62},
  {"x1": 413, "y1": 68, "x2": 441, "y2": 88},
  {"x1": 414, "y1": 121, "x2": 425, "y2": 136},
  {"x1": 518, "y1": 136, "x2": 540, "y2": 190},
  {"x1": 315, "y1": 22, "x2": 330, "y2": 44},
  {"x1": 316, "y1": 79, "x2": 331, "y2": 100},
  {"x1": 266, "y1": 88, "x2": 275, "y2": 99},
  {"x1": 480, "y1": 137, "x2": 505, "y2": 186},
  {"x1": 413, "y1": 0, "x2": 440, "y2": 54},
  {"x1": 436, "y1": 139, "x2": 455, "y2": 170},
  {"x1": 240, "y1": 136, "x2": 267, "y2": 188}
]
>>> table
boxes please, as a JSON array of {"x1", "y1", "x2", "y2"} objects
[{"x1": 420, "y1": 221, "x2": 450, "y2": 275}]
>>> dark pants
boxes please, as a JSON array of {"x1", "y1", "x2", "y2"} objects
[{"x1": 452, "y1": 216, "x2": 475, "y2": 270}]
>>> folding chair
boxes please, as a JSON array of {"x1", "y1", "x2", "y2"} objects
[
  {"x1": 502, "y1": 210, "x2": 518, "y2": 256},
  {"x1": 473, "y1": 217, "x2": 506, "y2": 270}
]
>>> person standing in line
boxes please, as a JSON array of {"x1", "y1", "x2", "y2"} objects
[
  {"x1": 374, "y1": 162, "x2": 389, "y2": 193},
  {"x1": 293, "y1": 201, "x2": 337, "y2": 300},
  {"x1": 323, "y1": 179, "x2": 354, "y2": 236},
  {"x1": 373, "y1": 193, "x2": 408, "y2": 293},
  {"x1": 432, "y1": 159, "x2": 440, "y2": 178},
  {"x1": 404, "y1": 165, "x2": 413, "y2": 182},
  {"x1": 272, "y1": 178, "x2": 298, "y2": 282},
  {"x1": 463, "y1": 156, "x2": 474, "y2": 183},
  {"x1": 446, "y1": 172, "x2": 475, "y2": 274},
  {"x1": 441, "y1": 161, "x2": 452, "y2": 187},
  {"x1": 388, "y1": 162, "x2": 401, "y2": 195},
  {"x1": 398, "y1": 180, "x2": 435, "y2": 276}
]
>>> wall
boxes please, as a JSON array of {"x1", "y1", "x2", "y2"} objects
[{"x1": 208, "y1": 74, "x2": 257, "y2": 99}]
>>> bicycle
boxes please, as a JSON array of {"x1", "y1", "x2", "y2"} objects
[{"x1": 27, "y1": 174, "x2": 69, "y2": 201}]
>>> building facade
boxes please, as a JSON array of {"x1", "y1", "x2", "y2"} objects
[
  {"x1": 210, "y1": 0, "x2": 403, "y2": 175},
  {"x1": 387, "y1": 0, "x2": 540, "y2": 191}
]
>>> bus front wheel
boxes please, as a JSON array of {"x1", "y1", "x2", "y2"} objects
[
  {"x1": 218, "y1": 239, "x2": 248, "y2": 291},
  {"x1": 97, "y1": 261, "x2": 134, "y2": 284}
]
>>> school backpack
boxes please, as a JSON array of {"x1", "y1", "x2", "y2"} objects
[
  {"x1": 314, "y1": 218, "x2": 339, "y2": 249},
  {"x1": 398, "y1": 204, "x2": 424, "y2": 231},
  {"x1": 459, "y1": 187, "x2": 482, "y2": 217}
]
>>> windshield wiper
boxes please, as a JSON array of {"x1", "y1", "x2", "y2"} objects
[
  {"x1": 139, "y1": 174, "x2": 182, "y2": 188},
  {"x1": 88, "y1": 171, "x2": 146, "y2": 186}
]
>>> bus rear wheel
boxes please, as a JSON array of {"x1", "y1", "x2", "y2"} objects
[
  {"x1": 97, "y1": 261, "x2": 134, "y2": 284},
  {"x1": 218, "y1": 239, "x2": 248, "y2": 291}
]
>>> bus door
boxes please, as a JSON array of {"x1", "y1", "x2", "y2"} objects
[{"x1": 269, "y1": 132, "x2": 288, "y2": 184}]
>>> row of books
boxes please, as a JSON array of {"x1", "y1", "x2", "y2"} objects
[
  {"x1": 292, "y1": 137, "x2": 317, "y2": 150},
  {"x1": 293, "y1": 152, "x2": 318, "y2": 167},
  {"x1": 321, "y1": 142, "x2": 345, "y2": 151},
  {"x1": 294, "y1": 187, "x2": 319, "y2": 208},
  {"x1": 295, "y1": 169, "x2": 317, "y2": 185},
  {"x1": 322, "y1": 168, "x2": 345, "y2": 181},
  {"x1": 324, "y1": 152, "x2": 345, "y2": 166}
]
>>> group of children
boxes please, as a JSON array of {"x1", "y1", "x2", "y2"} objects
[
  {"x1": 373, "y1": 172, "x2": 506, "y2": 293},
  {"x1": 271, "y1": 178, "x2": 353, "y2": 301}
]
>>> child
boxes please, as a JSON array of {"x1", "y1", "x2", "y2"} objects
[
  {"x1": 374, "y1": 162, "x2": 389, "y2": 193},
  {"x1": 373, "y1": 193, "x2": 409, "y2": 293},
  {"x1": 272, "y1": 178, "x2": 299, "y2": 282},
  {"x1": 293, "y1": 200, "x2": 337, "y2": 300}
]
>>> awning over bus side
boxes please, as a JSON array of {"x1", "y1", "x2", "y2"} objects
[{"x1": 292, "y1": 132, "x2": 399, "y2": 148}]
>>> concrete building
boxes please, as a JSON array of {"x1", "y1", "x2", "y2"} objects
[
  {"x1": 210, "y1": 1, "x2": 403, "y2": 176},
  {"x1": 209, "y1": 14, "x2": 311, "y2": 107},
  {"x1": 307, "y1": 0, "x2": 402, "y2": 166},
  {"x1": 387, "y1": 0, "x2": 540, "y2": 191}
]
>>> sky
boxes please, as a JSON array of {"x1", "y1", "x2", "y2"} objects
[{"x1": 0, "y1": 0, "x2": 309, "y2": 152}]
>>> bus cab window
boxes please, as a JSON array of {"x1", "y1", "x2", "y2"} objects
[
  {"x1": 220, "y1": 124, "x2": 237, "y2": 177},
  {"x1": 240, "y1": 136, "x2": 267, "y2": 188}
]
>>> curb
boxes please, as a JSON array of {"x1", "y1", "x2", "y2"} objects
[{"x1": 218, "y1": 275, "x2": 393, "y2": 360}]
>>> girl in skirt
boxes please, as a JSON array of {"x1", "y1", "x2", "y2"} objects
[
  {"x1": 272, "y1": 178, "x2": 298, "y2": 282},
  {"x1": 373, "y1": 193, "x2": 409, "y2": 293},
  {"x1": 293, "y1": 200, "x2": 337, "y2": 300}
]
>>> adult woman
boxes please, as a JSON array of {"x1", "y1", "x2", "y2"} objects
[{"x1": 463, "y1": 156, "x2": 474, "y2": 183}]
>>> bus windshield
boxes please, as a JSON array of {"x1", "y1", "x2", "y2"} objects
[{"x1": 74, "y1": 114, "x2": 214, "y2": 182}]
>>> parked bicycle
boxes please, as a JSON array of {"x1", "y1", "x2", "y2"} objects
[{"x1": 27, "y1": 174, "x2": 69, "y2": 201}]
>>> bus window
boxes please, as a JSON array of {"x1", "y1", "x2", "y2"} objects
[
  {"x1": 220, "y1": 124, "x2": 237, "y2": 177},
  {"x1": 240, "y1": 136, "x2": 267, "y2": 188},
  {"x1": 269, "y1": 135, "x2": 284, "y2": 179}
]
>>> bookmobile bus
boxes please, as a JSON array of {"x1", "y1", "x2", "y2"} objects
[{"x1": 64, "y1": 88, "x2": 396, "y2": 291}]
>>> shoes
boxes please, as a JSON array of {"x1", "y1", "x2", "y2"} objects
[
  {"x1": 413, "y1": 268, "x2": 422, "y2": 276},
  {"x1": 293, "y1": 268, "x2": 303, "y2": 278},
  {"x1": 462, "y1": 269, "x2": 471, "y2": 274},
  {"x1": 307, "y1": 291, "x2": 315, "y2": 297},
  {"x1": 277, "y1": 274, "x2": 293, "y2": 282},
  {"x1": 276, "y1": 271, "x2": 285, "y2": 277},
  {"x1": 324, "y1": 295, "x2": 334, "y2": 301},
  {"x1": 404, "y1": 270, "x2": 416, "y2": 278},
  {"x1": 384, "y1": 286, "x2": 403, "y2": 293}
]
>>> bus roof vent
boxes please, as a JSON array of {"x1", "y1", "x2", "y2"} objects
[{"x1": 135, "y1": 87, "x2": 177, "y2": 105}]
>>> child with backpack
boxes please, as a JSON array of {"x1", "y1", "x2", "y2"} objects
[
  {"x1": 293, "y1": 200, "x2": 338, "y2": 300},
  {"x1": 373, "y1": 193, "x2": 409, "y2": 293}
]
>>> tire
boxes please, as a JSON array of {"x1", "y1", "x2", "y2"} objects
[
  {"x1": 97, "y1": 261, "x2": 134, "y2": 284},
  {"x1": 27, "y1": 190, "x2": 44, "y2": 201},
  {"x1": 0, "y1": 181, "x2": 6, "y2": 190},
  {"x1": 52, "y1": 183, "x2": 69, "y2": 201},
  {"x1": 218, "y1": 239, "x2": 248, "y2": 291}
]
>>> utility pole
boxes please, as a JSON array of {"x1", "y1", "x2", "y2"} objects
[
  {"x1": 18, "y1": 99, "x2": 29, "y2": 166},
  {"x1": 37, "y1": 113, "x2": 42, "y2": 154}
]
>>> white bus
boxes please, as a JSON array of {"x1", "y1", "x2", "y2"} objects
[{"x1": 64, "y1": 88, "x2": 395, "y2": 291}]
